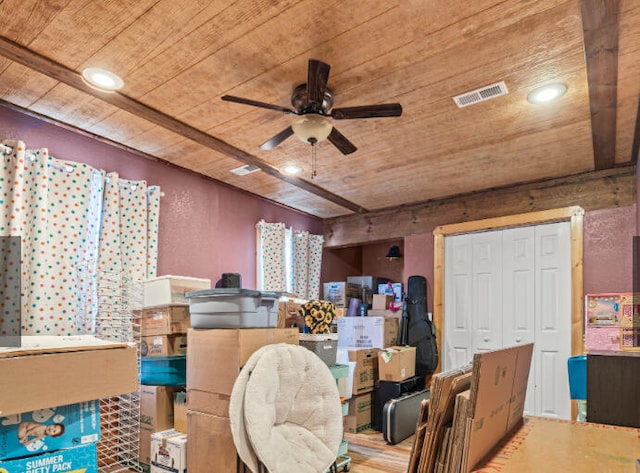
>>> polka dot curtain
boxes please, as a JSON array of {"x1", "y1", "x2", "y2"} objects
[
  {"x1": 256, "y1": 220, "x2": 323, "y2": 300},
  {"x1": 0, "y1": 140, "x2": 160, "y2": 336}
]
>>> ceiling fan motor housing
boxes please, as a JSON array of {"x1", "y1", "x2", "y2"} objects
[{"x1": 291, "y1": 83, "x2": 333, "y2": 113}]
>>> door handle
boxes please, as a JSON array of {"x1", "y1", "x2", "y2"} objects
[
  {"x1": 483, "y1": 337, "x2": 490, "y2": 342},
  {"x1": 516, "y1": 337, "x2": 522, "y2": 343}
]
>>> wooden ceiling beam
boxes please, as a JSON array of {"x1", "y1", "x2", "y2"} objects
[
  {"x1": 580, "y1": 0, "x2": 620, "y2": 170},
  {"x1": 0, "y1": 35, "x2": 367, "y2": 214},
  {"x1": 323, "y1": 165, "x2": 636, "y2": 248}
]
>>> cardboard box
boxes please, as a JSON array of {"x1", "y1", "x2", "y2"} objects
[
  {"x1": 139, "y1": 425, "x2": 153, "y2": 469},
  {"x1": 323, "y1": 282, "x2": 362, "y2": 308},
  {"x1": 174, "y1": 391, "x2": 187, "y2": 434},
  {"x1": 0, "y1": 400, "x2": 100, "y2": 461},
  {"x1": 187, "y1": 410, "x2": 246, "y2": 472},
  {"x1": 344, "y1": 392, "x2": 373, "y2": 433},
  {"x1": 187, "y1": 328, "x2": 299, "y2": 416},
  {"x1": 140, "y1": 385, "x2": 179, "y2": 432},
  {"x1": 338, "y1": 316, "x2": 399, "y2": 349},
  {"x1": 367, "y1": 309, "x2": 402, "y2": 318},
  {"x1": 150, "y1": 429, "x2": 187, "y2": 473},
  {"x1": 141, "y1": 334, "x2": 188, "y2": 357},
  {"x1": 372, "y1": 294, "x2": 394, "y2": 310},
  {"x1": 348, "y1": 348, "x2": 379, "y2": 395},
  {"x1": 277, "y1": 296, "x2": 307, "y2": 329},
  {"x1": 0, "y1": 336, "x2": 138, "y2": 417},
  {"x1": 378, "y1": 282, "x2": 403, "y2": 303},
  {"x1": 378, "y1": 346, "x2": 416, "y2": 381},
  {"x1": 141, "y1": 306, "x2": 191, "y2": 336},
  {"x1": 0, "y1": 443, "x2": 98, "y2": 473},
  {"x1": 144, "y1": 275, "x2": 211, "y2": 308}
]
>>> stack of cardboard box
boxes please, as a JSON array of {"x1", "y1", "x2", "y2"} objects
[
  {"x1": 0, "y1": 337, "x2": 137, "y2": 472},
  {"x1": 186, "y1": 327, "x2": 299, "y2": 471},
  {"x1": 139, "y1": 276, "x2": 210, "y2": 472}
]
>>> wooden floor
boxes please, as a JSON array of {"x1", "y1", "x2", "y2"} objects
[{"x1": 342, "y1": 429, "x2": 413, "y2": 473}]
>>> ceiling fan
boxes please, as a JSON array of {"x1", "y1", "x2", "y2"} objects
[{"x1": 221, "y1": 59, "x2": 403, "y2": 155}]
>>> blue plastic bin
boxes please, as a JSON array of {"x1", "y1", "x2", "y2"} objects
[
  {"x1": 141, "y1": 354, "x2": 186, "y2": 386},
  {"x1": 567, "y1": 355, "x2": 587, "y2": 400}
]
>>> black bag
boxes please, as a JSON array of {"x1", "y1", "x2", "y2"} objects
[{"x1": 399, "y1": 275, "x2": 438, "y2": 376}]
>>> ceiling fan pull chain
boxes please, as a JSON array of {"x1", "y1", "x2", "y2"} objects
[{"x1": 310, "y1": 138, "x2": 317, "y2": 179}]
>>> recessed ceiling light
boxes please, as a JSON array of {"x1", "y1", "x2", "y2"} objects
[
  {"x1": 281, "y1": 164, "x2": 303, "y2": 175},
  {"x1": 527, "y1": 83, "x2": 568, "y2": 104},
  {"x1": 82, "y1": 67, "x2": 124, "y2": 92}
]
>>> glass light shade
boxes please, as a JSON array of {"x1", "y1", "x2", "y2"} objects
[
  {"x1": 291, "y1": 113, "x2": 333, "y2": 144},
  {"x1": 527, "y1": 83, "x2": 567, "y2": 104},
  {"x1": 82, "y1": 67, "x2": 124, "y2": 91}
]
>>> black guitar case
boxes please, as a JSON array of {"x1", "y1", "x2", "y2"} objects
[{"x1": 399, "y1": 275, "x2": 438, "y2": 376}]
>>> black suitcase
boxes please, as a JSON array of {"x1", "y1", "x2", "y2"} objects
[
  {"x1": 373, "y1": 375, "x2": 425, "y2": 431},
  {"x1": 382, "y1": 388, "x2": 430, "y2": 445}
]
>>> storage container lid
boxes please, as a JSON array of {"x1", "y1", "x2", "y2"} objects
[
  {"x1": 185, "y1": 288, "x2": 281, "y2": 299},
  {"x1": 299, "y1": 333, "x2": 339, "y2": 341}
]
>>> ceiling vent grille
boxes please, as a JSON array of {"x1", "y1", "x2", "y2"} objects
[
  {"x1": 453, "y1": 81, "x2": 508, "y2": 108},
  {"x1": 230, "y1": 164, "x2": 260, "y2": 176}
]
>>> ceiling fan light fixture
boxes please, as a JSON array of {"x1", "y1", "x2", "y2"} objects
[
  {"x1": 291, "y1": 113, "x2": 333, "y2": 144},
  {"x1": 527, "y1": 82, "x2": 567, "y2": 104},
  {"x1": 82, "y1": 67, "x2": 124, "y2": 92}
]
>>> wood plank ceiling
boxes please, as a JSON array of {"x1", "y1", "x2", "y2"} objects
[{"x1": 0, "y1": 0, "x2": 637, "y2": 220}]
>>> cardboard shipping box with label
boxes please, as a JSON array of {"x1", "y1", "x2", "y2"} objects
[
  {"x1": 348, "y1": 348, "x2": 379, "y2": 396},
  {"x1": 141, "y1": 306, "x2": 191, "y2": 336},
  {"x1": 378, "y1": 346, "x2": 416, "y2": 382},
  {"x1": 344, "y1": 392, "x2": 373, "y2": 434},
  {"x1": 0, "y1": 400, "x2": 100, "y2": 461},
  {"x1": 150, "y1": 429, "x2": 187, "y2": 473},
  {"x1": 338, "y1": 316, "x2": 399, "y2": 349},
  {"x1": 141, "y1": 334, "x2": 188, "y2": 357}
]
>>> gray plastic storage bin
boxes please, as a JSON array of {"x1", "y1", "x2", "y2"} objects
[{"x1": 186, "y1": 288, "x2": 281, "y2": 328}]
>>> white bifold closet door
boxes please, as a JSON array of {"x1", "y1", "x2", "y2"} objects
[{"x1": 444, "y1": 221, "x2": 571, "y2": 419}]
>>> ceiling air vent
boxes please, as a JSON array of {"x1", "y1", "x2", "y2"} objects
[
  {"x1": 230, "y1": 164, "x2": 260, "y2": 176},
  {"x1": 453, "y1": 81, "x2": 508, "y2": 108}
]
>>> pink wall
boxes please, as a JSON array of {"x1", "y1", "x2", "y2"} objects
[
  {"x1": 0, "y1": 104, "x2": 322, "y2": 288},
  {"x1": 403, "y1": 233, "x2": 434, "y2": 313},
  {"x1": 583, "y1": 206, "x2": 636, "y2": 294}
]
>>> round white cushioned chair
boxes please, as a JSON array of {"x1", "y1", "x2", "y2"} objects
[{"x1": 230, "y1": 343, "x2": 343, "y2": 473}]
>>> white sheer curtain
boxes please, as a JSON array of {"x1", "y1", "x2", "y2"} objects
[
  {"x1": 256, "y1": 220, "x2": 323, "y2": 300},
  {"x1": 0, "y1": 139, "x2": 160, "y2": 337}
]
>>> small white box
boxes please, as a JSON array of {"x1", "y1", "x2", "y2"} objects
[
  {"x1": 144, "y1": 275, "x2": 211, "y2": 308},
  {"x1": 150, "y1": 429, "x2": 187, "y2": 473}
]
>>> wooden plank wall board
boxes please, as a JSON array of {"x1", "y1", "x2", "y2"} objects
[{"x1": 323, "y1": 165, "x2": 636, "y2": 248}]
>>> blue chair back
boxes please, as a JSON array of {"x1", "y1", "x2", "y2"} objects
[{"x1": 567, "y1": 355, "x2": 587, "y2": 400}]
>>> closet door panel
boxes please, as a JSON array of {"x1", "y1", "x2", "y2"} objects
[
  {"x1": 444, "y1": 235, "x2": 474, "y2": 370},
  {"x1": 472, "y1": 231, "x2": 502, "y2": 353},
  {"x1": 534, "y1": 222, "x2": 572, "y2": 419},
  {"x1": 502, "y1": 226, "x2": 536, "y2": 415}
]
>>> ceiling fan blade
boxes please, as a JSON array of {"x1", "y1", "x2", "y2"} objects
[
  {"x1": 331, "y1": 103, "x2": 403, "y2": 119},
  {"x1": 222, "y1": 95, "x2": 297, "y2": 115},
  {"x1": 307, "y1": 59, "x2": 331, "y2": 109},
  {"x1": 259, "y1": 126, "x2": 294, "y2": 150},
  {"x1": 327, "y1": 127, "x2": 357, "y2": 155}
]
